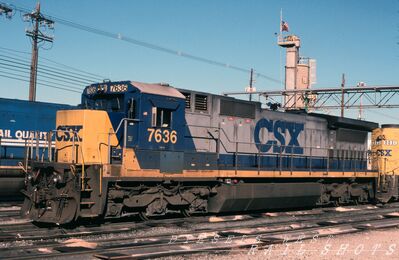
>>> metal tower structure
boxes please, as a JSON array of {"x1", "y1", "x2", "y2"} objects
[{"x1": 224, "y1": 85, "x2": 399, "y2": 111}]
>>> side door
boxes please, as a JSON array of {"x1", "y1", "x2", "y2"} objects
[
  {"x1": 142, "y1": 95, "x2": 185, "y2": 173},
  {"x1": 124, "y1": 92, "x2": 140, "y2": 148}
]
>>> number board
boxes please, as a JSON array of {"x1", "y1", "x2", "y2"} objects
[
  {"x1": 147, "y1": 128, "x2": 177, "y2": 144},
  {"x1": 86, "y1": 84, "x2": 128, "y2": 94},
  {"x1": 110, "y1": 84, "x2": 128, "y2": 93}
]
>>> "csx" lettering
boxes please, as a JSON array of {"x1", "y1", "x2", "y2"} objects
[
  {"x1": 56, "y1": 125, "x2": 83, "y2": 142},
  {"x1": 254, "y1": 118, "x2": 304, "y2": 154},
  {"x1": 370, "y1": 149, "x2": 392, "y2": 157}
]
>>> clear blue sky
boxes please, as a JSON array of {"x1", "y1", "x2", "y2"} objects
[{"x1": 0, "y1": 0, "x2": 398, "y2": 123}]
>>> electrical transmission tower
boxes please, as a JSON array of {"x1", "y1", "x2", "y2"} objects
[{"x1": 23, "y1": 2, "x2": 54, "y2": 101}]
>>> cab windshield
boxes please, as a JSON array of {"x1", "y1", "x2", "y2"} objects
[{"x1": 83, "y1": 95, "x2": 124, "y2": 112}]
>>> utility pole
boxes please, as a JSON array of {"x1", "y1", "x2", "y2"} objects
[
  {"x1": 23, "y1": 2, "x2": 54, "y2": 101},
  {"x1": 249, "y1": 68, "x2": 254, "y2": 101},
  {"x1": 340, "y1": 73, "x2": 345, "y2": 117}
]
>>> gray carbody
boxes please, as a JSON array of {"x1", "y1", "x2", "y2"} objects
[{"x1": 180, "y1": 88, "x2": 372, "y2": 159}]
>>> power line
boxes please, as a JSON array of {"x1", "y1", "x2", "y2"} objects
[
  {"x1": 0, "y1": 64, "x2": 84, "y2": 91},
  {"x1": 0, "y1": 58, "x2": 93, "y2": 86},
  {"x1": 0, "y1": 66, "x2": 84, "y2": 91},
  {"x1": 4, "y1": 2, "x2": 281, "y2": 84},
  {"x1": 0, "y1": 71, "x2": 81, "y2": 93},
  {"x1": 0, "y1": 53, "x2": 99, "y2": 83},
  {"x1": 0, "y1": 63, "x2": 85, "y2": 90},
  {"x1": 0, "y1": 46, "x2": 105, "y2": 79},
  {"x1": 0, "y1": 51, "x2": 99, "y2": 91}
]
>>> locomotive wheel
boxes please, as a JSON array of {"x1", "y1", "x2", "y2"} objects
[{"x1": 138, "y1": 211, "x2": 149, "y2": 221}]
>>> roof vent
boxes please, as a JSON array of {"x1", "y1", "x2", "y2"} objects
[{"x1": 159, "y1": 82, "x2": 170, "y2": 87}]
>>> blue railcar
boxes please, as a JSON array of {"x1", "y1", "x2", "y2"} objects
[{"x1": 0, "y1": 98, "x2": 73, "y2": 199}]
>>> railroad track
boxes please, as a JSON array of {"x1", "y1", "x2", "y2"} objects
[
  {"x1": 0, "y1": 202, "x2": 25, "y2": 226},
  {"x1": 0, "y1": 202, "x2": 21, "y2": 213},
  {"x1": 1, "y1": 203, "x2": 399, "y2": 259},
  {"x1": 0, "y1": 204, "x2": 395, "y2": 242}
]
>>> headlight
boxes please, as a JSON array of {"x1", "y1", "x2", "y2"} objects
[
  {"x1": 52, "y1": 173, "x2": 63, "y2": 184},
  {"x1": 25, "y1": 173, "x2": 33, "y2": 185}
]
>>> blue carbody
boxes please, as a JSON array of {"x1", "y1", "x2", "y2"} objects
[{"x1": 0, "y1": 98, "x2": 74, "y2": 166}]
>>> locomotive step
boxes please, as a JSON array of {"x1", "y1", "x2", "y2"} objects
[{"x1": 80, "y1": 201, "x2": 95, "y2": 205}]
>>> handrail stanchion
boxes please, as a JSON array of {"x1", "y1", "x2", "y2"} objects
[
  {"x1": 35, "y1": 131, "x2": 39, "y2": 161},
  {"x1": 47, "y1": 131, "x2": 52, "y2": 162},
  {"x1": 25, "y1": 139, "x2": 29, "y2": 169},
  {"x1": 123, "y1": 119, "x2": 127, "y2": 148},
  {"x1": 107, "y1": 130, "x2": 111, "y2": 164},
  {"x1": 327, "y1": 148, "x2": 330, "y2": 174},
  {"x1": 72, "y1": 132, "x2": 75, "y2": 164},
  {"x1": 235, "y1": 142, "x2": 238, "y2": 175},
  {"x1": 257, "y1": 145, "x2": 261, "y2": 175},
  {"x1": 290, "y1": 147, "x2": 293, "y2": 175},
  {"x1": 279, "y1": 148, "x2": 282, "y2": 175},
  {"x1": 353, "y1": 149, "x2": 359, "y2": 175},
  {"x1": 30, "y1": 134, "x2": 34, "y2": 160},
  {"x1": 349, "y1": 151, "x2": 352, "y2": 171},
  {"x1": 309, "y1": 147, "x2": 312, "y2": 175},
  {"x1": 216, "y1": 124, "x2": 221, "y2": 160}
]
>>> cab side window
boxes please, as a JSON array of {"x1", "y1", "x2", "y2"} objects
[{"x1": 152, "y1": 107, "x2": 172, "y2": 128}]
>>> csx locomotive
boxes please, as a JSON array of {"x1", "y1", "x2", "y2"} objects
[{"x1": 20, "y1": 80, "x2": 396, "y2": 224}]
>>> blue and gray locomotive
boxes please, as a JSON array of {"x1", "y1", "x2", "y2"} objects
[{"x1": 21, "y1": 81, "x2": 379, "y2": 224}]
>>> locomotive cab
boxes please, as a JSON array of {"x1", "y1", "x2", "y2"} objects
[{"x1": 80, "y1": 81, "x2": 186, "y2": 169}]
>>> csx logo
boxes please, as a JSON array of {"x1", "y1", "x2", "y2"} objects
[
  {"x1": 254, "y1": 118, "x2": 304, "y2": 154},
  {"x1": 56, "y1": 125, "x2": 83, "y2": 142},
  {"x1": 368, "y1": 149, "x2": 392, "y2": 157}
]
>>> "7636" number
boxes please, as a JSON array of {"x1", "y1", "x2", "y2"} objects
[{"x1": 147, "y1": 128, "x2": 177, "y2": 144}]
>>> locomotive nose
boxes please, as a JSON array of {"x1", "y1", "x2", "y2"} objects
[{"x1": 20, "y1": 164, "x2": 80, "y2": 224}]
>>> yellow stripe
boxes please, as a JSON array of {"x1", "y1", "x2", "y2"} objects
[{"x1": 104, "y1": 167, "x2": 377, "y2": 179}]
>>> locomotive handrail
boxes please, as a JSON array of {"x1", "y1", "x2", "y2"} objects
[
  {"x1": 187, "y1": 123, "x2": 369, "y2": 155},
  {"x1": 186, "y1": 123, "x2": 369, "y2": 175},
  {"x1": 107, "y1": 118, "x2": 140, "y2": 164},
  {"x1": 25, "y1": 129, "x2": 80, "y2": 164},
  {"x1": 26, "y1": 119, "x2": 140, "y2": 166},
  {"x1": 30, "y1": 123, "x2": 370, "y2": 175},
  {"x1": 114, "y1": 118, "x2": 140, "y2": 135}
]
